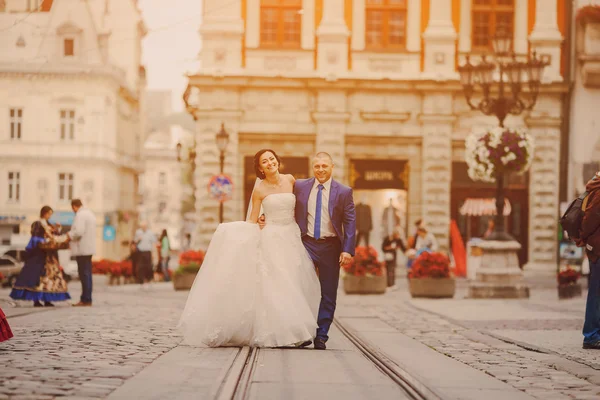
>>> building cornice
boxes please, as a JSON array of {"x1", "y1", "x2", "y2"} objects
[{"x1": 186, "y1": 74, "x2": 570, "y2": 94}]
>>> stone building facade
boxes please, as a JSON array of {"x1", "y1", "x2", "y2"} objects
[
  {"x1": 0, "y1": 0, "x2": 146, "y2": 260},
  {"x1": 185, "y1": 0, "x2": 568, "y2": 273}
]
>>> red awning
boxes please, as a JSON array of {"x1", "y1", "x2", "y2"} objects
[{"x1": 459, "y1": 198, "x2": 511, "y2": 217}]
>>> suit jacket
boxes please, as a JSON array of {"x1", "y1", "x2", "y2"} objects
[
  {"x1": 355, "y1": 203, "x2": 373, "y2": 232},
  {"x1": 69, "y1": 207, "x2": 97, "y2": 256},
  {"x1": 294, "y1": 178, "x2": 356, "y2": 256}
]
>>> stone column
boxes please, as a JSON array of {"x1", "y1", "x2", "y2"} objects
[
  {"x1": 422, "y1": 0, "x2": 457, "y2": 79},
  {"x1": 525, "y1": 114, "x2": 562, "y2": 276},
  {"x1": 418, "y1": 94, "x2": 454, "y2": 251},
  {"x1": 312, "y1": 91, "x2": 349, "y2": 184},
  {"x1": 529, "y1": 0, "x2": 563, "y2": 82},
  {"x1": 316, "y1": 0, "x2": 349, "y2": 76},
  {"x1": 199, "y1": 0, "x2": 244, "y2": 74}
]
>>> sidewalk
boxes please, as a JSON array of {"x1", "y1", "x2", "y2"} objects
[{"x1": 335, "y1": 276, "x2": 600, "y2": 400}]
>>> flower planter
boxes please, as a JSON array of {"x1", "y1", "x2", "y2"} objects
[
  {"x1": 409, "y1": 277, "x2": 456, "y2": 299},
  {"x1": 558, "y1": 283, "x2": 582, "y2": 300},
  {"x1": 343, "y1": 274, "x2": 387, "y2": 294},
  {"x1": 173, "y1": 272, "x2": 197, "y2": 291}
]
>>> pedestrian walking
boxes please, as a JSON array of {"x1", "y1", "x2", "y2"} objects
[
  {"x1": 0, "y1": 306, "x2": 13, "y2": 342},
  {"x1": 134, "y1": 222, "x2": 157, "y2": 288},
  {"x1": 575, "y1": 173, "x2": 600, "y2": 349},
  {"x1": 10, "y1": 206, "x2": 71, "y2": 307},
  {"x1": 382, "y1": 229, "x2": 406, "y2": 288},
  {"x1": 68, "y1": 199, "x2": 96, "y2": 307},
  {"x1": 159, "y1": 229, "x2": 171, "y2": 282}
]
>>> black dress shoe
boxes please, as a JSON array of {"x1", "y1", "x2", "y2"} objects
[
  {"x1": 44, "y1": 301, "x2": 54, "y2": 307},
  {"x1": 583, "y1": 341, "x2": 600, "y2": 349},
  {"x1": 33, "y1": 301, "x2": 43, "y2": 307},
  {"x1": 298, "y1": 340, "x2": 312, "y2": 348},
  {"x1": 314, "y1": 338, "x2": 326, "y2": 350}
]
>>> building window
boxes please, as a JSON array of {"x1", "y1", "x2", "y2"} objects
[
  {"x1": 64, "y1": 38, "x2": 75, "y2": 56},
  {"x1": 58, "y1": 173, "x2": 74, "y2": 201},
  {"x1": 8, "y1": 172, "x2": 20, "y2": 202},
  {"x1": 365, "y1": 0, "x2": 408, "y2": 50},
  {"x1": 260, "y1": 0, "x2": 302, "y2": 48},
  {"x1": 158, "y1": 172, "x2": 166, "y2": 188},
  {"x1": 472, "y1": 0, "x2": 515, "y2": 51},
  {"x1": 60, "y1": 109, "x2": 75, "y2": 140},
  {"x1": 10, "y1": 108, "x2": 22, "y2": 140}
]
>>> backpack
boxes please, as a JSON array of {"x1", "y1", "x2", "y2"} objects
[{"x1": 560, "y1": 191, "x2": 591, "y2": 241}]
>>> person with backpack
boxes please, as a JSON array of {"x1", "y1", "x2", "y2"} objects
[{"x1": 571, "y1": 173, "x2": 600, "y2": 349}]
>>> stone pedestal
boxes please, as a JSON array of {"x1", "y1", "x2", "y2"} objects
[{"x1": 469, "y1": 240, "x2": 530, "y2": 299}]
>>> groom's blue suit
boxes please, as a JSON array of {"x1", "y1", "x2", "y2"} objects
[{"x1": 294, "y1": 178, "x2": 356, "y2": 342}]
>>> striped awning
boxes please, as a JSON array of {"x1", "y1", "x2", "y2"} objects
[{"x1": 459, "y1": 198, "x2": 511, "y2": 217}]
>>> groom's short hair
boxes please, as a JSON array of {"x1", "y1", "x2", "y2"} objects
[{"x1": 314, "y1": 152, "x2": 333, "y2": 164}]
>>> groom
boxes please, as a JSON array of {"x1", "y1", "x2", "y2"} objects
[{"x1": 291, "y1": 152, "x2": 356, "y2": 350}]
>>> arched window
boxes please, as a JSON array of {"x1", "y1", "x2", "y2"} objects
[
  {"x1": 472, "y1": 0, "x2": 515, "y2": 51},
  {"x1": 260, "y1": 0, "x2": 302, "y2": 48},
  {"x1": 365, "y1": 0, "x2": 407, "y2": 50}
]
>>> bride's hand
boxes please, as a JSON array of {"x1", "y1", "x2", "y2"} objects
[{"x1": 258, "y1": 215, "x2": 266, "y2": 230}]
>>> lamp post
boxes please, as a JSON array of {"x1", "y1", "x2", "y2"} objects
[
  {"x1": 215, "y1": 123, "x2": 230, "y2": 223},
  {"x1": 457, "y1": 33, "x2": 549, "y2": 241}
]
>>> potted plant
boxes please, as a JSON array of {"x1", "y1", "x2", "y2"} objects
[
  {"x1": 557, "y1": 267, "x2": 582, "y2": 299},
  {"x1": 172, "y1": 250, "x2": 205, "y2": 291},
  {"x1": 408, "y1": 252, "x2": 455, "y2": 298},
  {"x1": 342, "y1": 246, "x2": 387, "y2": 294}
]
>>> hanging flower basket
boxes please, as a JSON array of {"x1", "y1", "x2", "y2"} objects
[{"x1": 465, "y1": 127, "x2": 534, "y2": 183}]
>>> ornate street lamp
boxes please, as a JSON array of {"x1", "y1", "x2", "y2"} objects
[
  {"x1": 215, "y1": 123, "x2": 229, "y2": 223},
  {"x1": 458, "y1": 33, "x2": 549, "y2": 241}
]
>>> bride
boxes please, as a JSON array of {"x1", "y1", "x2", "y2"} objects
[{"x1": 178, "y1": 149, "x2": 321, "y2": 347}]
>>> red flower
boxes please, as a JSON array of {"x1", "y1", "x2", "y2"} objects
[
  {"x1": 557, "y1": 268, "x2": 579, "y2": 285},
  {"x1": 408, "y1": 252, "x2": 451, "y2": 279},
  {"x1": 343, "y1": 245, "x2": 385, "y2": 277}
]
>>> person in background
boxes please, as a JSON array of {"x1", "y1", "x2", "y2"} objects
[
  {"x1": 134, "y1": 222, "x2": 157, "y2": 289},
  {"x1": 0, "y1": 306, "x2": 13, "y2": 342},
  {"x1": 409, "y1": 219, "x2": 423, "y2": 249},
  {"x1": 10, "y1": 206, "x2": 71, "y2": 307},
  {"x1": 576, "y1": 172, "x2": 600, "y2": 350},
  {"x1": 382, "y1": 229, "x2": 406, "y2": 288},
  {"x1": 68, "y1": 199, "x2": 97, "y2": 307},
  {"x1": 415, "y1": 226, "x2": 439, "y2": 252},
  {"x1": 483, "y1": 219, "x2": 495, "y2": 239},
  {"x1": 159, "y1": 229, "x2": 171, "y2": 282}
]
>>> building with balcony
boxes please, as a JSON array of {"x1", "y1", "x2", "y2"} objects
[
  {"x1": 185, "y1": 0, "x2": 568, "y2": 274},
  {"x1": 0, "y1": 0, "x2": 147, "y2": 259}
]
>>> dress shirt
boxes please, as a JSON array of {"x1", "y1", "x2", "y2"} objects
[
  {"x1": 135, "y1": 229, "x2": 157, "y2": 252},
  {"x1": 307, "y1": 178, "x2": 336, "y2": 238}
]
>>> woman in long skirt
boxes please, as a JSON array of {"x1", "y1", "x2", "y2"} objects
[
  {"x1": 10, "y1": 206, "x2": 71, "y2": 307},
  {"x1": 0, "y1": 307, "x2": 13, "y2": 342}
]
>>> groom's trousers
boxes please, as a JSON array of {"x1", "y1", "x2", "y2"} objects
[{"x1": 302, "y1": 235, "x2": 342, "y2": 342}]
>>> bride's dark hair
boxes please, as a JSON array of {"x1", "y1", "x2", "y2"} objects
[{"x1": 253, "y1": 149, "x2": 281, "y2": 179}]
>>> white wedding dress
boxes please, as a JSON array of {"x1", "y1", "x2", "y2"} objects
[{"x1": 178, "y1": 193, "x2": 321, "y2": 347}]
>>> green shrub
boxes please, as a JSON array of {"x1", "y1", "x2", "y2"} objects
[{"x1": 174, "y1": 262, "x2": 201, "y2": 276}]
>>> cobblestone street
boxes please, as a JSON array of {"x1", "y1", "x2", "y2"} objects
[{"x1": 2, "y1": 276, "x2": 600, "y2": 399}]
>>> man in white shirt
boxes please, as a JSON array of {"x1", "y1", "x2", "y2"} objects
[{"x1": 68, "y1": 199, "x2": 96, "y2": 307}]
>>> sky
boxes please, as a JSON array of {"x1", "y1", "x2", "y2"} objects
[{"x1": 138, "y1": 0, "x2": 202, "y2": 112}]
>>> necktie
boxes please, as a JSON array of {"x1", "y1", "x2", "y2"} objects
[{"x1": 315, "y1": 184, "x2": 324, "y2": 239}]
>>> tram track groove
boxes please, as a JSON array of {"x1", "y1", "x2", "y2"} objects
[{"x1": 334, "y1": 318, "x2": 442, "y2": 400}]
